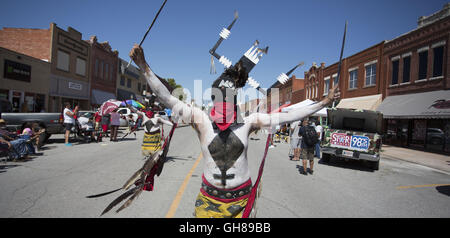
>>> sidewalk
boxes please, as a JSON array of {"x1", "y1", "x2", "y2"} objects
[{"x1": 381, "y1": 145, "x2": 450, "y2": 173}]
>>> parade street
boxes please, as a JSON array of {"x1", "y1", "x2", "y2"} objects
[{"x1": 0, "y1": 125, "x2": 449, "y2": 218}]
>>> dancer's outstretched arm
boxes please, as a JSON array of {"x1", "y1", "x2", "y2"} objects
[
  {"x1": 247, "y1": 85, "x2": 340, "y2": 130},
  {"x1": 129, "y1": 45, "x2": 210, "y2": 128},
  {"x1": 155, "y1": 116, "x2": 173, "y2": 127}
]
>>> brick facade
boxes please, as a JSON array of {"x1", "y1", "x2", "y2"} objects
[
  {"x1": 87, "y1": 36, "x2": 118, "y2": 106},
  {"x1": 0, "y1": 27, "x2": 51, "y2": 61},
  {"x1": 266, "y1": 75, "x2": 304, "y2": 112},
  {"x1": 383, "y1": 13, "x2": 450, "y2": 97},
  {"x1": 0, "y1": 23, "x2": 92, "y2": 112}
]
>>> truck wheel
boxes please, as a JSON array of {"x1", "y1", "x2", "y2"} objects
[
  {"x1": 370, "y1": 161, "x2": 380, "y2": 170},
  {"x1": 321, "y1": 153, "x2": 331, "y2": 163}
]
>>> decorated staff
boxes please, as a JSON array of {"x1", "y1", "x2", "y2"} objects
[
  {"x1": 86, "y1": 122, "x2": 177, "y2": 215},
  {"x1": 333, "y1": 21, "x2": 347, "y2": 108},
  {"x1": 126, "y1": 0, "x2": 168, "y2": 69}
]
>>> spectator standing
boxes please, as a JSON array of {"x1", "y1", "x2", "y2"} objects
[
  {"x1": 289, "y1": 120, "x2": 302, "y2": 161},
  {"x1": 315, "y1": 121, "x2": 324, "y2": 159},
  {"x1": 94, "y1": 110, "x2": 102, "y2": 132},
  {"x1": 269, "y1": 125, "x2": 277, "y2": 148},
  {"x1": 127, "y1": 114, "x2": 137, "y2": 138},
  {"x1": 298, "y1": 118, "x2": 318, "y2": 175},
  {"x1": 136, "y1": 109, "x2": 143, "y2": 129},
  {"x1": 109, "y1": 109, "x2": 120, "y2": 142},
  {"x1": 63, "y1": 102, "x2": 79, "y2": 146},
  {"x1": 101, "y1": 113, "x2": 111, "y2": 137}
]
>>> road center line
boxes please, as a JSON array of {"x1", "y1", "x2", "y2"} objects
[
  {"x1": 396, "y1": 184, "x2": 450, "y2": 190},
  {"x1": 165, "y1": 153, "x2": 203, "y2": 218}
]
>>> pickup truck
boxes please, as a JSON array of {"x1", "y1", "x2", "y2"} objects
[
  {"x1": 320, "y1": 108, "x2": 383, "y2": 170},
  {"x1": 0, "y1": 100, "x2": 64, "y2": 141}
]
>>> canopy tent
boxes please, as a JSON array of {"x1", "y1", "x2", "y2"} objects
[
  {"x1": 270, "y1": 103, "x2": 291, "y2": 114},
  {"x1": 377, "y1": 90, "x2": 450, "y2": 119},
  {"x1": 281, "y1": 99, "x2": 327, "y2": 117},
  {"x1": 336, "y1": 94, "x2": 382, "y2": 111}
]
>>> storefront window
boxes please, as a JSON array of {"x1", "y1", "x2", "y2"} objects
[
  {"x1": 444, "y1": 120, "x2": 450, "y2": 153},
  {"x1": 0, "y1": 89, "x2": 8, "y2": 99},
  {"x1": 386, "y1": 119, "x2": 408, "y2": 147},
  {"x1": 385, "y1": 119, "x2": 449, "y2": 154},
  {"x1": 411, "y1": 120, "x2": 426, "y2": 149},
  {"x1": 35, "y1": 94, "x2": 45, "y2": 112},
  {"x1": 426, "y1": 119, "x2": 446, "y2": 152}
]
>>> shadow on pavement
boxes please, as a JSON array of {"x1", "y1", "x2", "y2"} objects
[
  {"x1": 38, "y1": 145, "x2": 57, "y2": 151},
  {"x1": 0, "y1": 164, "x2": 21, "y2": 173},
  {"x1": 164, "y1": 156, "x2": 189, "y2": 163},
  {"x1": 436, "y1": 185, "x2": 450, "y2": 196},
  {"x1": 318, "y1": 157, "x2": 375, "y2": 173}
]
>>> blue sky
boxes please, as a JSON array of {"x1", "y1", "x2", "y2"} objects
[{"x1": 1, "y1": 0, "x2": 448, "y2": 104}]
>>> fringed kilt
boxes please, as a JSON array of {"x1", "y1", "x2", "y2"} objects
[
  {"x1": 194, "y1": 175, "x2": 252, "y2": 218},
  {"x1": 141, "y1": 130, "x2": 161, "y2": 156}
]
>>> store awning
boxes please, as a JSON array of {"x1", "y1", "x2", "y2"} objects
[
  {"x1": 281, "y1": 99, "x2": 328, "y2": 117},
  {"x1": 91, "y1": 89, "x2": 116, "y2": 105},
  {"x1": 336, "y1": 94, "x2": 382, "y2": 111},
  {"x1": 117, "y1": 89, "x2": 137, "y2": 101},
  {"x1": 377, "y1": 90, "x2": 450, "y2": 119}
]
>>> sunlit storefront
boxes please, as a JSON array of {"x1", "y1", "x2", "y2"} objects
[
  {"x1": 378, "y1": 90, "x2": 450, "y2": 154},
  {"x1": 0, "y1": 47, "x2": 50, "y2": 112}
]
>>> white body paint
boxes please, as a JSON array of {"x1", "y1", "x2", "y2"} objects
[{"x1": 133, "y1": 50, "x2": 332, "y2": 190}]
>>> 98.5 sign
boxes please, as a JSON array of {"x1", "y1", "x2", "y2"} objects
[
  {"x1": 350, "y1": 135, "x2": 370, "y2": 151},
  {"x1": 330, "y1": 133, "x2": 370, "y2": 151}
]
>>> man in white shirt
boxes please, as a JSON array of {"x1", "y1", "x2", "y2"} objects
[
  {"x1": 314, "y1": 120, "x2": 324, "y2": 159},
  {"x1": 63, "y1": 102, "x2": 79, "y2": 146}
]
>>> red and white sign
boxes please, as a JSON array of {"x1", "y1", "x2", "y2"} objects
[{"x1": 330, "y1": 133, "x2": 351, "y2": 147}]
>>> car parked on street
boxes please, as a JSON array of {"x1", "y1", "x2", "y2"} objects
[{"x1": 117, "y1": 107, "x2": 138, "y2": 127}]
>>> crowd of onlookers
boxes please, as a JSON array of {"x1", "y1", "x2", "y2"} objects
[
  {"x1": 62, "y1": 102, "x2": 146, "y2": 146},
  {"x1": 0, "y1": 102, "x2": 146, "y2": 161}
]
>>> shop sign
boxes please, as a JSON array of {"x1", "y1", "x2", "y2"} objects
[
  {"x1": 68, "y1": 82, "x2": 82, "y2": 91},
  {"x1": 58, "y1": 33, "x2": 88, "y2": 56},
  {"x1": 4, "y1": 59, "x2": 31, "y2": 82}
]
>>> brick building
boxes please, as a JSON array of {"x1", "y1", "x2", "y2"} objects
[
  {"x1": 291, "y1": 76, "x2": 305, "y2": 104},
  {"x1": 0, "y1": 23, "x2": 91, "y2": 112},
  {"x1": 258, "y1": 4, "x2": 450, "y2": 154},
  {"x1": 87, "y1": 36, "x2": 118, "y2": 108},
  {"x1": 377, "y1": 3, "x2": 450, "y2": 153},
  {"x1": 302, "y1": 41, "x2": 385, "y2": 112},
  {"x1": 304, "y1": 62, "x2": 325, "y2": 102},
  {"x1": 117, "y1": 58, "x2": 144, "y2": 102},
  {"x1": 0, "y1": 47, "x2": 50, "y2": 112},
  {"x1": 266, "y1": 75, "x2": 303, "y2": 112}
]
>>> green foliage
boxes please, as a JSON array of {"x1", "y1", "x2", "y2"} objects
[{"x1": 167, "y1": 78, "x2": 182, "y2": 89}]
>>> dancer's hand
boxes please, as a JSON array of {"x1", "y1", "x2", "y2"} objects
[
  {"x1": 326, "y1": 84, "x2": 340, "y2": 105},
  {"x1": 129, "y1": 44, "x2": 147, "y2": 68}
]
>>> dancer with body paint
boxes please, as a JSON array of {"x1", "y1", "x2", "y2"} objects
[{"x1": 128, "y1": 13, "x2": 340, "y2": 218}]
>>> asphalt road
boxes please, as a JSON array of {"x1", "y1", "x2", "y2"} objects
[{"x1": 0, "y1": 126, "x2": 449, "y2": 218}]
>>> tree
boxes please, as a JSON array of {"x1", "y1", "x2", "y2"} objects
[
  {"x1": 167, "y1": 78, "x2": 181, "y2": 89},
  {"x1": 166, "y1": 78, "x2": 187, "y2": 102}
]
